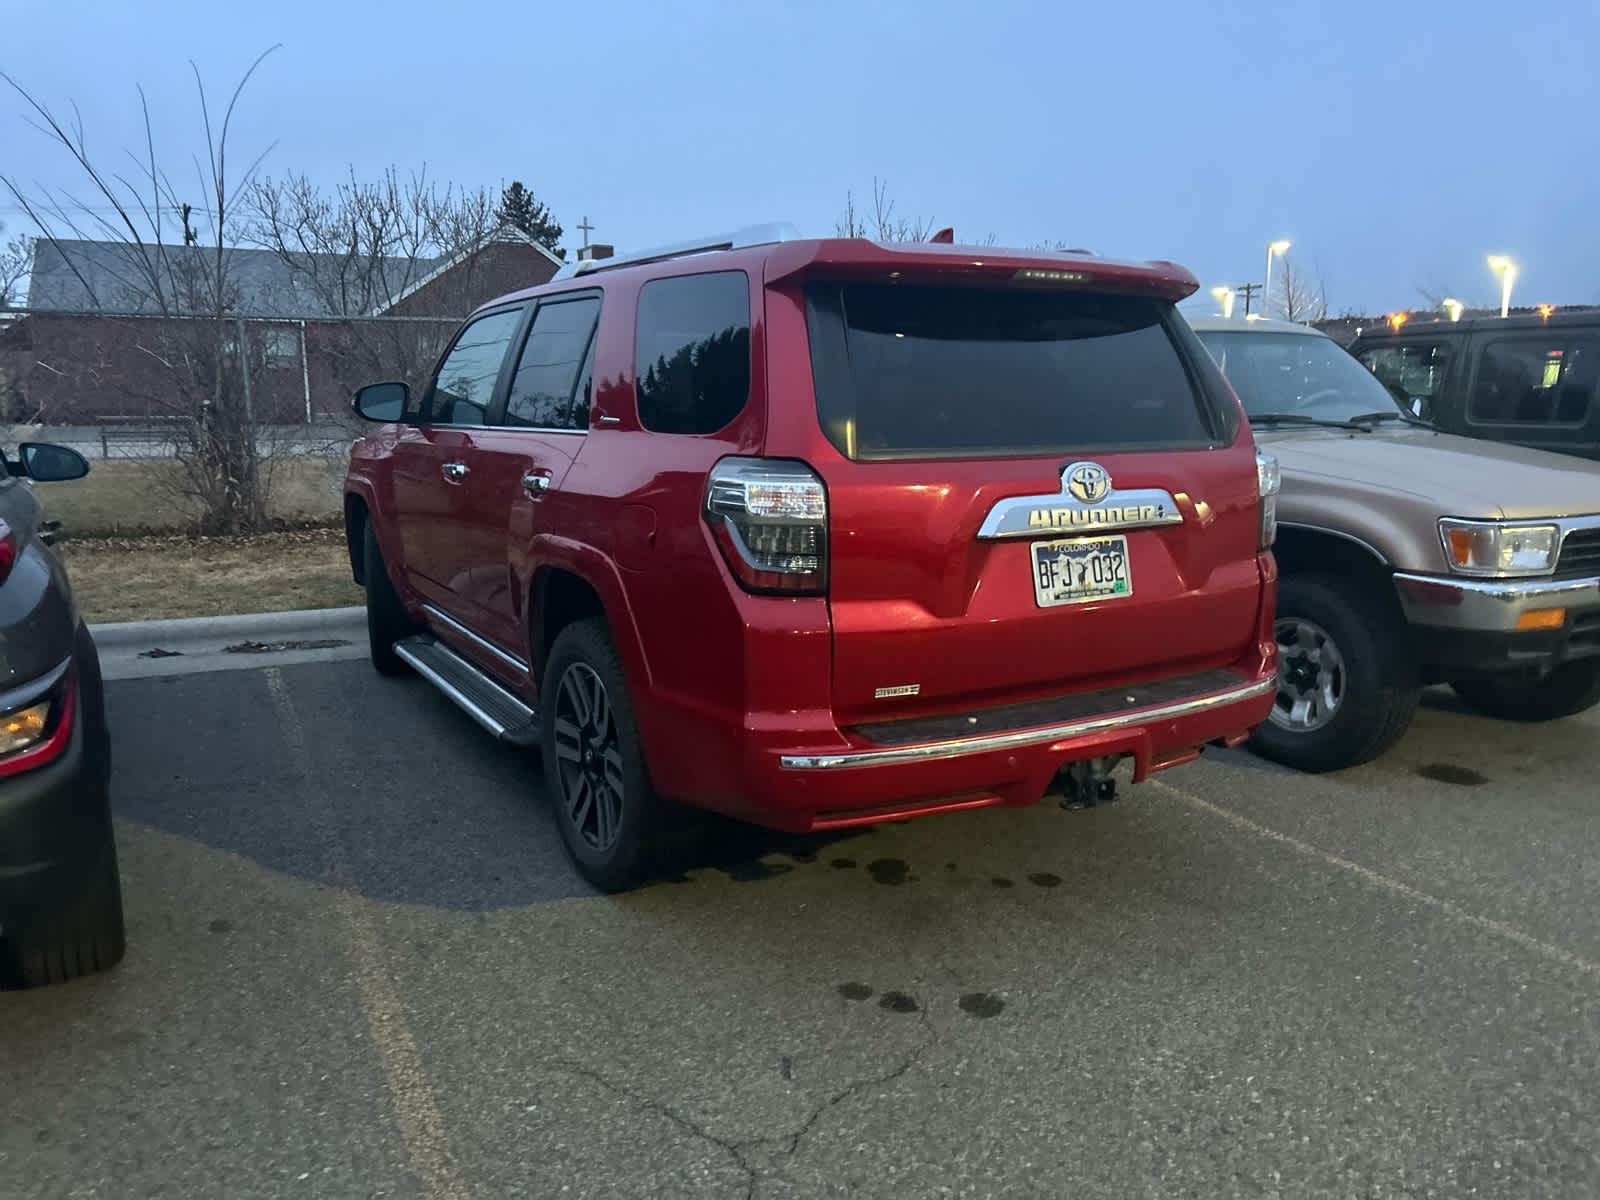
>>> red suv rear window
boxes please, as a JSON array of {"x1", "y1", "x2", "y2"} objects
[{"x1": 805, "y1": 283, "x2": 1223, "y2": 460}]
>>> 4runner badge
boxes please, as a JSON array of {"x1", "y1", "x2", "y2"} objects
[{"x1": 973, "y1": 462, "x2": 1185, "y2": 540}]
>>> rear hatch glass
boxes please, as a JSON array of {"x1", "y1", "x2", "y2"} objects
[{"x1": 804, "y1": 283, "x2": 1222, "y2": 460}]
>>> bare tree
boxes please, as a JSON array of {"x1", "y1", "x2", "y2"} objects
[
  {"x1": 248, "y1": 169, "x2": 502, "y2": 399},
  {"x1": 0, "y1": 227, "x2": 32, "y2": 307},
  {"x1": 1275, "y1": 255, "x2": 1329, "y2": 323},
  {"x1": 836, "y1": 178, "x2": 936, "y2": 242},
  {"x1": 1, "y1": 51, "x2": 281, "y2": 533}
]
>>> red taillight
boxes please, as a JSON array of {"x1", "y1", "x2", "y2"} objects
[
  {"x1": 0, "y1": 519, "x2": 15, "y2": 585},
  {"x1": 0, "y1": 674, "x2": 76, "y2": 780},
  {"x1": 704, "y1": 457, "x2": 828, "y2": 596}
]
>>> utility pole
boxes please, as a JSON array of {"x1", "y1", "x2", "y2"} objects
[
  {"x1": 180, "y1": 203, "x2": 198, "y2": 246},
  {"x1": 1236, "y1": 282, "x2": 1262, "y2": 317}
]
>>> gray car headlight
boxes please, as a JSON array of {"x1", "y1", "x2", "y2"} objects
[
  {"x1": 1438, "y1": 518, "x2": 1560, "y2": 577},
  {"x1": 0, "y1": 699, "x2": 52, "y2": 756}
]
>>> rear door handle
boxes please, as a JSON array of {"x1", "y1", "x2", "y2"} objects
[
  {"x1": 521, "y1": 472, "x2": 550, "y2": 495},
  {"x1": 442, "y1": 461, "x2": 469, "y2": 482}
]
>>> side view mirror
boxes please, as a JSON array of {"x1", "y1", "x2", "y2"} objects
[
  {"x1": 353, "y1": 381, "x2": 410, "y2": 423},
  {"x1": 17, "y1": 442, "x2": 90, "y2": 482}
]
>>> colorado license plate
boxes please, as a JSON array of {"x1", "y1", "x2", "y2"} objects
[{"x1": 1031, "y1": 535, "x2": 1132, "y2": 608}]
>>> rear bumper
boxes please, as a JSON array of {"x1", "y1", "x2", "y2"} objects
[
  {"x1": 736, "y1": 666, "x2": 1276, "y2": 833},
  {"x1": 1395, "y1": 571, "x2": 1600, "y2": 673}
]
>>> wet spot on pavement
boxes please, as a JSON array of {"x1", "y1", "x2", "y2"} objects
[
  {"x1": 878, "y1": 991, "x2": 920, "y2": 1014},
  {"x1": 992, "y1": 877, "x2": 1015, "y2": 888},
  {"x1": 837, "y1": 982, "x2": 874, "y2": 1002},
  {"x1": 208, "y1": 919, "x2": 233, "y2": 934},
  {"x1": 959, "y1": 992, "x2": 1006, "y2": 1019},
  {"x1": 1416, "y1": 763, "x2": 1489, "y2": 786},
  {"x1": 830, "y1": 857, "x2": 857, "y2": 870},
  {"x1": 867, "y1": 858, "x2": 909, "y2": 886},
  {"x1": 1029, "y1": 872, "x2": 1063, "y2": 888}
]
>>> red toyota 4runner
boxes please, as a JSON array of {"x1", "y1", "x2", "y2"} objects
[{"x1": 344, "y1": 225, "x2": 1279, "y2": 890}]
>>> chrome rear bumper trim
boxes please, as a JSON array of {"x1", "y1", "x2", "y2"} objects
[{"x1": 779, "y1": 676, "x2": 1276, "y2": 771}]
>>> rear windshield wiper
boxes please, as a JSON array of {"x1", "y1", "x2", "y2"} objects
[
  {"x1": 1249, "y1": 412, "x2": 1371, "y2": 432},
  {"x1": 1347, "y1": 409, "x2": 1434, "y2": 429}
]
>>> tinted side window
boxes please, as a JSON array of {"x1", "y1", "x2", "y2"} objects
[
  {"x1": 1469, "y1": 337, "x2": 1599, "y2": 426},
  {"x1": 1357, "y1": 341, "x2": 1453, "y2": 419},
  {"x1": 425, "y1": 308, "x2": 524, "y2": 426},
  {"x1": 635, "y1": 272, "x2": 751, "y2": 434},
  {"x1": 504, "y1": 296, "x2": 601, "y2": 430}
]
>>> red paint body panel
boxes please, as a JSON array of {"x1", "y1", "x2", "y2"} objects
[{"x1": 346, "y1": 236, "x2": 1277, "y2": 834}]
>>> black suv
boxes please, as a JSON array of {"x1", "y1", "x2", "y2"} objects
[
  {"x1": 1348, "y1": 310, "x2": 1600, "y2": 461},
  {"x1": 0, "y1": 442, "x2": 124, "y2": 987}
]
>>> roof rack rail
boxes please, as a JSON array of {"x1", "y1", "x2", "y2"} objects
[{"x1": 551, "y1": 222, "x2": 807, "y2": 280}]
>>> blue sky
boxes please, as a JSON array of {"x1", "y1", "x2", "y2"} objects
[{"x1": 3, "y1": 0, "x2": 1596, "y2": 315}]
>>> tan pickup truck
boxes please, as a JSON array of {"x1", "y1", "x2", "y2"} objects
[{"x1": 1188, "y1": 315, "x2": 1600, "y2": 772}]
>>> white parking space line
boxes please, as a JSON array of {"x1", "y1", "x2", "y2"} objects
[
  {"x1": 265, "y1": 668, "x2": 470, "y2": 1200},
  {"x1": 1153, "y1": 777, "x2": 1600, "y2": 981}
]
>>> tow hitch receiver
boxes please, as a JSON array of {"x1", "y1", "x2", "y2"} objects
[{"x1": 1055, "y1": 756, "x2": 1121, "y2": 811}]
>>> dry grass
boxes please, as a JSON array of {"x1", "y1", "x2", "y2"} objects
[
  {"x1": 32, "y1": 456, "x2": 347, "y2": 538},
  {"x1": 61, "y1": 528, "x2": 363, "y2": 624}
]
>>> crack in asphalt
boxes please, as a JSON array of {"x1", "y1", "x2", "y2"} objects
[
  {"x1": 543, "y1": 1007, "x2": 940, "y2": 1200},
  {"x1": 543, "y1": 1058, "x2": 762, "y2": 1196},
  {"x1": 759, "y1": 1006, "x2": 939, "y2": 1172}
]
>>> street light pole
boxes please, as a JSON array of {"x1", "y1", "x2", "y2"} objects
[
  {"x1": 1263, "y1": 240, "x2": 1291, "y2": 319},
  {"x1": 1488, "y1": 256, "x2": 1516, "y2": 319},
  {"x1": 1443, "y1": 298, "x2": 1463, "y2": 322},
  {"x1": 1211, "y1": 285, "x2": 1235, "y2": 319}
]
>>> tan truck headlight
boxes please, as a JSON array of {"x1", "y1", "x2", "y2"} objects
[{"x1": 1439, "y1": 518, "x2": 1560, "y2": 577}]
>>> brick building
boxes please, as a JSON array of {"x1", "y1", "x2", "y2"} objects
[{"x1": 1, "y1": 232, "x2": 562, "y2": 425}]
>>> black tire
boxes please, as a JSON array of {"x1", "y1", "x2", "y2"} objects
[
  {"x1": 362, "y1": 521, "x2": 415, "y2": 677},
  {"x1": 7, "y1": 839, "x2": 126, "y2": 988},
  {"x1": 1249, "y1": 573, "x2": 1421, "y2": 773},
  {"x1": 1451, "y1": 660, "x2": 1600, "y2": 723},
  {"x1": 541, "y1": 618, "x2": 689, "y2": 892}
]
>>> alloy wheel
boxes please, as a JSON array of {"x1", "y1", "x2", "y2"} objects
[
  {"x1": 552, "y1": 662, "x2": 626, "y2": 852},
  {"x1": 1269, "y1": 615, "x2": 1346, "y2": 733}
]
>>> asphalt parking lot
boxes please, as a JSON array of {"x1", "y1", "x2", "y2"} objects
[{"x1": 4, "y1": 655, "x2": 1600, "y2": 1199}]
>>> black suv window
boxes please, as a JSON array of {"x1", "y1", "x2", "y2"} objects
[
  {"x1": 806, "y1": 284, "x2": 1217, "y2": 460},
  {"x1": 1470, "y1": 337, "x2": 1599, "y2": 426},
  {"x1": 635, "y1": 272, "x2": 751, "y2": 434},
  {"x1": 504, "y1": 296, "x2": 601, "y2": 430},
  {"x1": 1357, "y1": 341, "x2": 1453, "y2": 419},
  {"x1": 424, "y1": 307, "x2": 524, "y2": 426}
]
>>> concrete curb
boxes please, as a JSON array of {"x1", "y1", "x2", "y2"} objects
[
  {"x1": 90, "y1": 606, "x2": 369, "y2": 681},
  {"x1": 90, "y1": 606, "x2": 365, "y2": 651}
]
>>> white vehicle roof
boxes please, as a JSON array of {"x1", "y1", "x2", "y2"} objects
[{"x1": 1183, "y1": 314, "x2": 1332, "y2": 337}]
